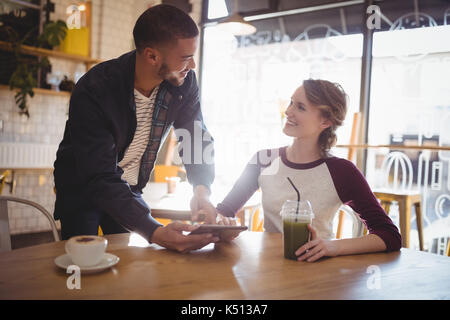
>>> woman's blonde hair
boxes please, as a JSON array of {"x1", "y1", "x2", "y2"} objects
[{"x1": 302, "y1": 79, "x2": 348, "y2": 157}]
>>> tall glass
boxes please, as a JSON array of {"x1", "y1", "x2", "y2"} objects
[{"x1": 280, "y1": 200, "x2": 314, "y2": 260}]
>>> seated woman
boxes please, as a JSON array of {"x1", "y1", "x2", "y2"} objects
[{"x1": 216, "y1": 79, "x2": 401, "y2": 262}]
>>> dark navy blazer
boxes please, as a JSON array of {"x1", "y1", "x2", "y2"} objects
[{"x1": 53, "y1": 50, "x2": 214, "y2": 242}]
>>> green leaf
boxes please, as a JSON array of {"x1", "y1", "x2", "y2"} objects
[
  {"x1": 37, "y1": 20, "x2": 68, "y2": 48},
  {"x1": 6, "y1": 19, "x2": 68, "y2": 117}
]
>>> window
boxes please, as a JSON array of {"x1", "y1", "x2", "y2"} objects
[
  {"x1": 366, "y1": 0, "x2": 450, "y2": 250},
  {"x1": 200, "y1": 0, "x2": 450, "y2": 250},
  {"x1": 201, "y1": 0, "x2": 364, "y2": 188}
]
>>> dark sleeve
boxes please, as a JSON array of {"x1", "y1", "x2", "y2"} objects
[
  {"x1": 216, "y1": 152, "x2": 262, "y2": 217},
  {"x1": 173, "y1": 71, "x2": 214, "y2": 191},
  {"x1": 326, "y1": 158, "x2": 402, "y2": 252},
  {"x1": 68, "y1": 84, "x2": 162, "y2": 243}
]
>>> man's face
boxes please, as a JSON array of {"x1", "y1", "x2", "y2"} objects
[{"x1": 158, "y1": 37, "x2": 198, "y2": 86}]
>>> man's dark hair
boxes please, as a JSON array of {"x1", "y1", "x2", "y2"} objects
[{"x1": 133, "y1": 4, "x2": 199, "y2": 52}]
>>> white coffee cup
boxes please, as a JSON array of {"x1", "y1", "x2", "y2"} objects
[{"x1": 65, "y1": 235, "x2": 108, "y2": 267}]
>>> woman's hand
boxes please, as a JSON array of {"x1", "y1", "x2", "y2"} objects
[
  {"x1": 295, "y1": 224, "x2": 340, "y2": 262},
  {"x1": 216, "y1": 213, "x2": 240, "y2": 242}
]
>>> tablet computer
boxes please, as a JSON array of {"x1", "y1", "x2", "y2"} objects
[{"x1": 189, "y1": 224, "x2": 248, "y2": 235}]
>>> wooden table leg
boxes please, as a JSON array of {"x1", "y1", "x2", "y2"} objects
[
  {"x1": 398, "y1": 197, "x2": 411, "y2": 248},
  {"x1": 414, "y1": 202, "x2": 424, "y2": 251}
]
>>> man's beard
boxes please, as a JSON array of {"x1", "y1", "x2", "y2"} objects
[{"x1": 158, "y1": 62, "x2": 184, "y2": 87}]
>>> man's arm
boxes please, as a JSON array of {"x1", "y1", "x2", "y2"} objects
[{"x1": 68, "y1": 84, "x2": 162, "y2": 242}]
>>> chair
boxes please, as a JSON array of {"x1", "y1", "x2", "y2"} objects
[
  {"x1": 371, "y1": 190, "x2": 424, "y2": 250},
  {"x1": 154, "y1": 165, "x2": 185, "y2": 184},
  {"x1": 249, "y1": 208, "x2": 264, "y2": 232},
  {"x1": 339, "y1": 205, "x2": 367, "y2": 238},
  {"x1": 0, "y1": 170, "x2": 15, "y2": 195},
  {"x1": 237, "y1": 203, "x2": 263, "y2": 232},
  {"x1": 0, "y1": 170, "x2": 8, "y2": 194},
  {"x1": 370, "y1": 151, "x2": 424, "y2": 250},
  {"x1": 0, "y1": 195, "x2": 60, "y2": 252}
]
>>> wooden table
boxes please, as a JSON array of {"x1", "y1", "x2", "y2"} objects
[{"x1": 1, "y1": 232, "x2": 449, "y2": 300}]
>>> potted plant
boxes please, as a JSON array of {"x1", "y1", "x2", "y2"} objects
[{"x1": 1, "y1": 20, "x2": 67, "y2": 117}]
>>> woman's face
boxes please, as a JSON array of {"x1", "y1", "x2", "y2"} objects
[{"x1": 282, "y1": 85, "x2": 331, "y2": 139}]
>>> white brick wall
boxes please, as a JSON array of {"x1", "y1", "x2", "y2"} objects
[
  {"x1": 0, "y1": 0, "x2": 203, "y2": 235},
  {"x1": 0, "y1": 90, "x2": 69, "y2": 145}
]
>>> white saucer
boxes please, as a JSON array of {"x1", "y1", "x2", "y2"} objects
[{"x1": 55, "y1": 253, "x2": 119, "y2": 274}]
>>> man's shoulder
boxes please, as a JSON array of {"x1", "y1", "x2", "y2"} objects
[{"x1": 75, "y1": 51, "x2": 135, "y2": 95}]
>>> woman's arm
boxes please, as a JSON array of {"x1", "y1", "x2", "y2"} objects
[
  {"x1": 335, "y1": 234, "x2": 387, "y2": 255},
  {"x1": 216, "y1": 149, "x2": 276, "y2": 217},
  {"x1": 325, "y1": 158, "x2": 402, "y2": 252},
  {"x1": 296, "y1": 225, "x2": 387, "y2": 262}
]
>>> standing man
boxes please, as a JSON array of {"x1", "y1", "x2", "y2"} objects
[{"x1": 53, "y1": 4, "x2": 218, "y2": 252}]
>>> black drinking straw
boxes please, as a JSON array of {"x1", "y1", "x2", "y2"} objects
[{"x1": 286, "y1": 177, "x2": 300, "y2": 222}]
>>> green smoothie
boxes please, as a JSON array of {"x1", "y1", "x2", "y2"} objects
[{"x1": 283, "y1": 220, "x2": 310, "y2": 260}]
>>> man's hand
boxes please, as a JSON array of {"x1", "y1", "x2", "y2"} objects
[
  {"x1": 190, "y1": 185, "x2": 217, "y2": 223},
  {"x1": 151, "y1": 221, "x2": 220, "y2": 253}
]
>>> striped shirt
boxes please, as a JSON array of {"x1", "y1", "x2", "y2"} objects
[{"x1": 119, "y1": 86, "x2": 159, "y2": 186}]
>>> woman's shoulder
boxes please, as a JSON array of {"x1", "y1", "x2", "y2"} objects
[
  {"x1": 323, "y1": 156, "x2": 371, "y2": 196},
  {"x1": 324, "y1": 155, "x2": 361, "y2": 173}
]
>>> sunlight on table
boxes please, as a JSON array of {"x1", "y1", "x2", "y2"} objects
[{"x1": 128, "y1": 232, "x2": 150, "y2": 248}]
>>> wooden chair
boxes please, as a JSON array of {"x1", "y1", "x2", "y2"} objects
[
  {"x1": 250, "y1": 208, "x2": 264, "y2": 232},
  {"x1": 371, "y1": 190, "x2": 424, "y2": 250},
  {"x1": 0, "y1": 195, "x2": 60, "y2": 251},
  {"x1": 234, "y1": 207, "x2": 262, "y2": 231},
  {"x1": 369, "y1": 151, "x2": 424, "y2": 250}
]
